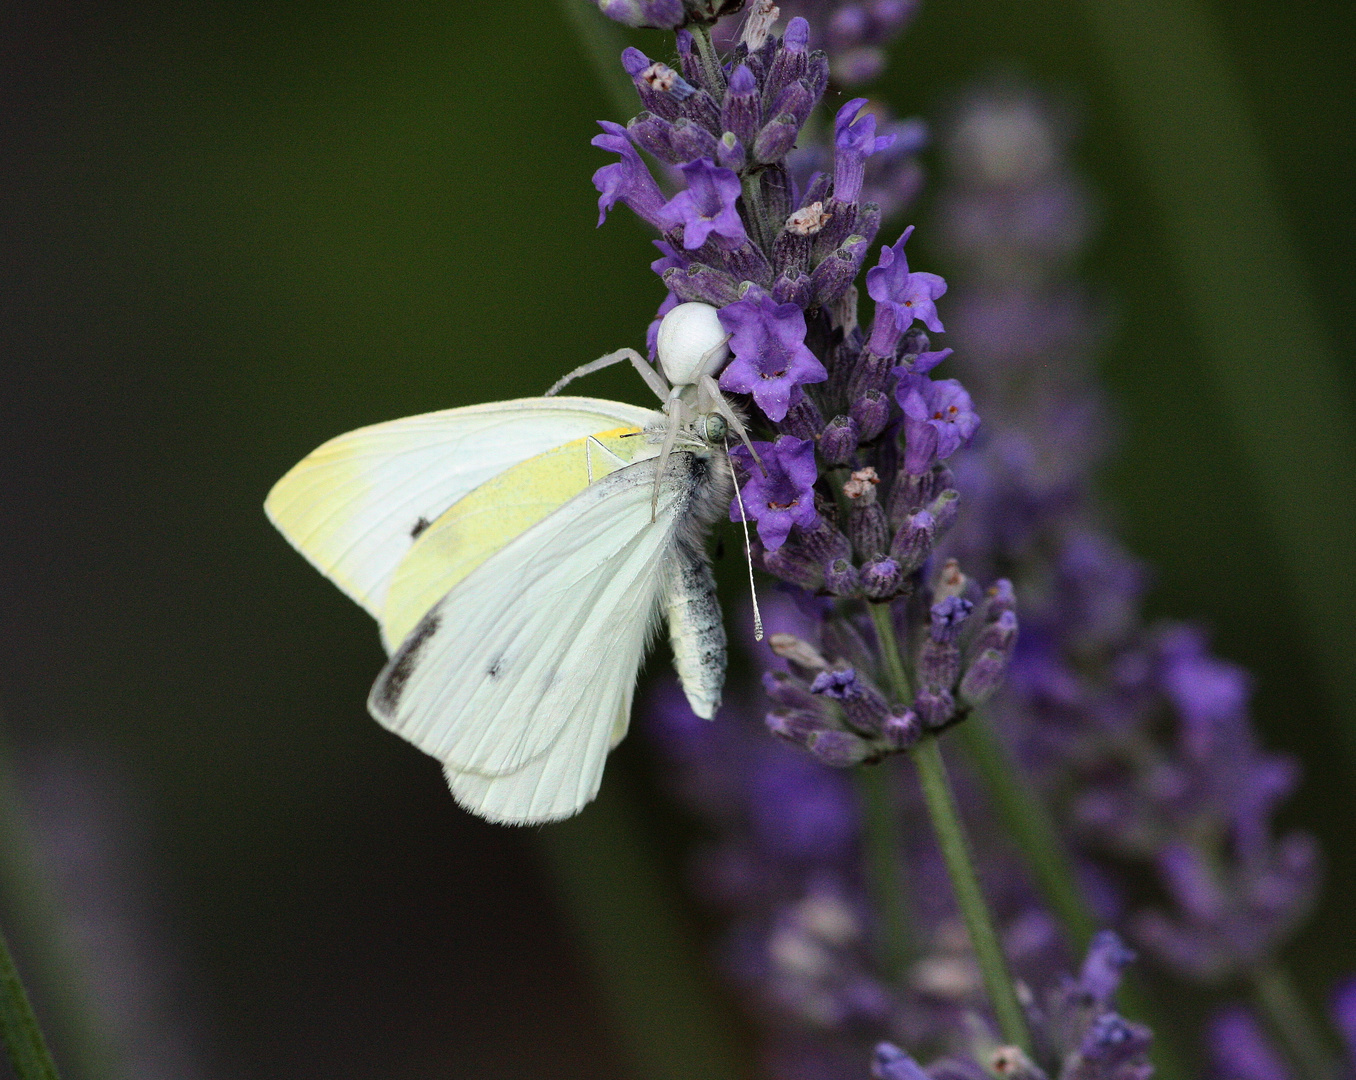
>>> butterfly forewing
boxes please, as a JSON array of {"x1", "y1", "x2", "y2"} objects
[
  {"x1": 264, "y1": 398, "x2": 656, "y2": 623},
  {"x1": 379, "y1": 425, "x2": 657, "y2": 651}
]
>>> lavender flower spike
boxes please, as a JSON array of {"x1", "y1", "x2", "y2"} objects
[
  {"x1": 592, "y1": 122, "x2": 666, "y2": 228},
  {"x1": 656, "y1": 158, "x2": 748, "y2": 250},
  {"x1": 729, "y1": 436, "x2": 819, "y2": 550},
  {"x1": 718, "y1": 288, "x2": 827, "y2": 420},
  {"x1": 867, "y1": 225, "x2": 948, "y2": 356},
  {"x1": 834, "y1": 98, "x2": 897, "y2": 205}
]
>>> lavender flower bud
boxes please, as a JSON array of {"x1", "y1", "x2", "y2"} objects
[
  {"x1": 669, "y1": 117, "x2": 720, "y2": 162},
  {"x1": 928, "y1": 487, "x2": 960, "y2": 535},
  {"x1": 761, "y1": 544, "x2": 824, "y2": 591},
  {"x1": 873, "y1": 1043, "x2": 930, "y2": 1080},
  {"x1": 917, "y1": 640, "x2": 960, "y2": 697},
  {"x1": 721, "y1": 64, "x2": 762, "y2": 146},
  {"x1": 861, "y1": 557, "x2": 903, "y2": 600},
  {"x1": 846, "y1": 482, "x2": 889, "y2": 560},
  {"x1": 628, "y1": 113, "x2": 684, "y2": 164},
  {"x1": 887, "y1": 463, "x2": 955, "y2": 525},
  {"x1": 820, "y1": 415, "x2": 859, "y2": 466},
  {"x1": 824, "y1": 557, "x2": 860, "y2": 596},
  {"x1": 762, "y1": 669, "x2": 822, "y2": 711},
  {"x1": 810, "y1": 235, "x2": 869, "y2": 306},
  {"x1": 662, "y1": 264, "x2": 742, "y2": 307},
  {"x1": 981, "y1": 578, "x2": 1017, "y2": 618},
  {"x1": 1079, "y1": 930, "x2": 1137, "y2": 1003},
  {"x1": 725, "y1": 241, "x2": 773, "y2": 286},
  {"x1": 622, "y1": 50, "x2": 690, "y2": 119},
  {"x1": 1080, "y1": 1014, "x2": 1153, "y2": 1067},
  {"x1": 753, "y1": 113, "x2": 800, "y2": 165},
  {"x1": 797, "y1": 515, "x2": 853, "y2": 566},
  {"x1": 766, "y1": 709, "x2": 834, "y2": 747},
  {"x1": 914, "y1": 687, "x2": 956, "y2": 729},
  {"x1": 849, "y1": 389, "x2": 891, "y2": 442},
  {"x1": 930, "y1": 595, "x2": 973, "y2": 644},
  {"x1": 677, "y1": 89, "x2": 722, "y2": 135},
  {"x1": 958, "y1": 648, "x2": 1009, "y2": 707},
  {"x1": 807, "y1": 728, "x2": 874, "y2": 767},
  {"x1": 804, "y1": 50, "x2": 830, "y2": 103},
  {"x1": 979, "y1": 597, "x2": 1019, "y2": 641},
  {"x1": 889, "y1": 508, "x2": 934, "y2": 572},
  {"x1": 773, "y1": 201, "x2": 831, "y2": 275},
  {"x1": 813, "y1": 197, "x2": 860, "y2": 258},
  {"x1": 779, "y1": 395, "x2": 824, "y2": 441},
  {"x1": 881, "y1": 710, "x2": 923, "y2": 751},
  {"x1": 845, "y1": 349, "x2": 895, "y2": 402},
  {"x1": 811, "y1": 668, "x2": 891, "y2": 735},
  {"x1": 762, "y1": 17, "x2": 810, "y2": 109},
  {"x1": 716, "y1": 131, "x2": 746, "y2": 172},
  {"x1": 771, "y1": 269, "x2": 811, "y2": 308},
  {"x1": 767, "y1": 79, "x2": 817, "y2": 133}
]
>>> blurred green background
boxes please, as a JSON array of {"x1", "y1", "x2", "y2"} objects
[{"x1": 0, "y1": 1, "x2": 1353, "y2": 1077}]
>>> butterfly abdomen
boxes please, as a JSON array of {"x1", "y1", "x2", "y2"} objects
[{"x1": 663, "y1": 448, "x2": 733, "y2": 720}]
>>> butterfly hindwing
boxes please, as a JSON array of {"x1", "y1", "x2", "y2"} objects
[{"x1": 368, "y1": 448, "x2": 730, "y2": 823}]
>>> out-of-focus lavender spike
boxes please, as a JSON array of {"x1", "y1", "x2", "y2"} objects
[{"x1": 1206, "y1": 1009, "x2": 1294, "y2": 1080}]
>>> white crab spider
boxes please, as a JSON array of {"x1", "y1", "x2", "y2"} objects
[{"x1": 546, "y1": 301, "x2": 763, "y2": 515}]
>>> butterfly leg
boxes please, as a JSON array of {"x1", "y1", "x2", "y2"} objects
[
  {"x1": 651, "y1": 403, "x2": 685, "y2": 521},
  {"x1": 545, "y1": 348, "x2": 671, "y2": 403}
]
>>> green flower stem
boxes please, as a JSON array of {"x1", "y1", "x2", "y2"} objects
[
  {"x1": 910, "y1": 736, "x2": 1032, "y2": 1053},
  {"x1": 0, "y1": 927, "x2": 60, "y2": 1080},
  {"x1": 955, "y1": 714, "x2": 1096, "y2": 951},
  {"x1": 868, "y1": 602, "x2": 1028, "y2": 1045},
  {"x1": 867, "y1": 603, "x2": 912, "y2": 704},
  {"x1": 687, "y1": 24, "x2": 725, "y2": 98},
  {"x1": 1252, "y1": 962, "x2": 1337, "y2": 1080},
  {"x1": 854, "y1": 763, "x2": 913, "y2": 982}
]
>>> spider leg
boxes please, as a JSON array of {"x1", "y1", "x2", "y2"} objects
[
  {"x1": 545, "y1": 348, "x2": 671, "y2": 402},
  {"x1": 698, "y1": 374, "x2": 763, "y2": 471},
  {"x1": 695, "y1": 333, "x2": 733, "y2": 379}
]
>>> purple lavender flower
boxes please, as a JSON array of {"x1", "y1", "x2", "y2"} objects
[
  {"x1": 718, "y1": 289, "x2": 828, "y2": 420},
  {"x1": 730, "y1": 436, "x2": 820, "y2": 549},
  {"x1": 867, "y1": 226, "x2": 948, "y2": 355},
  {"x1": 834, "y1": 98, "x2": 897, "y2": 205},
  {"x1": 656, "y1": 158, "x2": 748, "y2": 250},
  {"x1": 592, "y1": 121, "x2": 666, "y2": 228},
  {"x1": 897, "y1": 374, "x2": 980, "y2": 473}
]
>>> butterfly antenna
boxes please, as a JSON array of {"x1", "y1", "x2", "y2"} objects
[{"x1": 727, "y1": 442, "x2": 764, "y2": 642}]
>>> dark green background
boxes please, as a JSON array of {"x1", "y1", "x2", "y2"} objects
[{"x1": 0, "y1": 1, "x2": 1352, "y2": 1077}]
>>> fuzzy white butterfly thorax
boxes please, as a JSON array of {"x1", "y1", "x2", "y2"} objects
[{"x1": 265, "y1": 394, "x2": 732, "y2": 825}]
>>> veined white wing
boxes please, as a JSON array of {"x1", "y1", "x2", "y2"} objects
[
  {"x1": 264, "y1": 397, "x2": 657, "y2": 623},
  {"x1": 368, "y1": 448, "x2": 731, "y2": 824}
]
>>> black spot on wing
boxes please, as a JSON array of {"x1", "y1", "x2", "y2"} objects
[
  {"x1": 487, "y1": 656, "x2": 502, "y2": 679},
  {"x1": 373, "y1": 612, "x2": 441, "y2": 714},
  {"x1": 410, "y1": 516, "x2": 431, "y2": 539}
]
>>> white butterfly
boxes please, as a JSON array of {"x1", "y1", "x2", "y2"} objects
[{"x1": 266, "y1": 304, "x2": 746, "y2": 824}]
